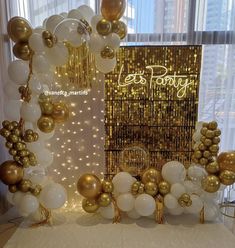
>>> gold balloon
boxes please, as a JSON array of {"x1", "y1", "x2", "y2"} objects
[
  {"x1": 102, "y1": 180, "x2": 114, "y2": 193},
  {"x1": 111, "y1": 20, "x2": 127, "y2": 39},
  {"x1": 82, "y1": 198, "x2": 99, "y2": 213},
  {"x1": 208, "y1": 121, "x2": 218, "y2": 130},
  {"x1": 17, "y1": 179, "x2": 32, "y2": 192},
  {"x1": 141, "y1": 168, "x2": 162, "y2": 184},
  {"x1": 0, "y1": 160, "x2": 23, "y2": 185},
  {"x1": 144, "y1": 182, "x2": 158, "y2": 196},
  {"x1": 219, "y1": 170, "x2": 235, "y2": 185},
  {"x1": 97, "y1": 193, "x2": 111, "y2": 207},
  {"x1": 13, "y1": 42, "x2": 31, "y2": 60},
  {"x1": 96, "y1": 19, "x2": 112, "y2": 36},
  {"x1": 101, "y1": 0, "x2": 126, "y2": 21},
  {"x1": 9, "y1": 184, "x2": 17, "y2": 193},
  {"x1": 101, "y1": 46, "x2": 115, "y2": 59},
  {"x1": 77, "y1": 174, "x2": 102, "y2": 199},
  {"x1": 51, "y1": 102, "x2": 69, "y2": 123},
  {"x1": 158, "y1": 181, "x2": 170, "y2": 195},
  {"x1": 7, "y1": 16, "x2": 32, "y2": 42},
  {"x1": 40, "y1": 102, "x2": 54, "y2": 115},
  {"x1": 200, "y1": 127, "x2": 208, "y2": 135},
  {"x1": 217, "y1": 151, "x2": 235, "y2": 173},
  {"x1": 205, "y1": 161, "x2": 220, "y2": 174},
  {"x1": 201, "y1": 175, "x2": 220, "y2": 193},
  {"x1": 37, "y1": 116, "x2": 55, "y2": 133}
]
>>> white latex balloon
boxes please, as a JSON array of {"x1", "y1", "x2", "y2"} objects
[
  {"x1": 36, "y1": 128, "x2": 55, "y2": 140},
  {"x1": 37, "y1": 71, "x2": 54, "y2": 86},
  {"x1": 28, "y1": 33, "x2": 45, "y2": 53},
  {"x1": 91, "y1": 15, "x2": 102, "y2": 31},
  {"x1": 32, "y1": 54, "x2": 50, "y2": 73},
  {"x1": 162, "y1": 161, "x2": 186, "y2": 184},
  {"x1": 4, "y1": 100, "x2": 21, "y2": 120},
  {"x1": 168, "y1": 206, "x2": 184, "y2": 216},
  {"x1": 88, "y1": 33, "x2": 105, "y2": 53},
  {"x1": 184, "y1": 180, "x2": 202, "y2": 195},
  {"x1": 46, "y1": 14, "x2": 64, "y2": 33},
  {"x1": 8, "y1": 60, "x2": 29, "y2": 84},
  {"x1": 6, "y1": 192, "x2": 14, "y2": 205},
  {"x1": 164, "y1": 194, "x2": 178, "y2": 209},
  {"x1": 4, "y1": 81, "x2": 21, "y2": 100},
  {"x1": 188, "y1": 165, "x2": 207, "y2": 181},
  {"x1": 26, "y1": 140, "x2": 45, "y2": 153},
  {"x1": 43, "y1": 18, "x2": 48, "y2": 29},
  {"x1": 112, "y1": 172, "x2": 134, "y2": 193},
  {"x1": 170, "y1": 183, "x2": 186, "y2": 198},
  {"x1": 45, "y1": 42, "x2": 69, "y2": 66},
  {"x1": 105, "y1": 33, "x2": 121, "y2": 50},
  {"x1": 195, "y1": 121, "x2": 203, "y2": 130},
  {"x1": 33, "y1": 27, "x2": 45, "y2": 35},
  {"x1": 28, "y1": 74, "x2": 43, "y2": 94},
  {"x1": 127, "y1": 208, "x2": 141, "y2": 219},
  {"x1": 20, "y1": 102, "x2": 41, "y2": 122},
  {"x1": 26, "y1": 166, "x2": 47, "y2": 184},
  {"x1": 68, "y1": 9, "x2": 83, "y2": 20},
  {"x1": 117, "y1": 193, "x2": 135, "y2": 212},
  {"x1": 24, "y1": 121, "x2": 34, "y2": 130},
  {"x1": 134, "y1": 194, "x2": 155, "y2": 216},
  {"x1": 192, "y1": 131, "x2": 201, "y2": 142},
  {"x1": 186, "y1": 195, "x2": 203, "y2": 214},
  {"x1": 19, "y1": 195, "x2": 39, "y2": 216},
  {"x1": 60, "y1": 12, "x2": 68, "y2": 18},
  {"x1": 35, "y1": 148, "x2": 53, "y2": 167},
  {"x1": 13, "y1": 192, "x2": 25, "y2": 206},
  {"x1": 100, "y1": 203, "x2": 115, "y2": 219},
  {"x1": 95, "y1": 55, "x2": 117, "y2": 73},
  {"x1": 39, "y1": 183, "x2": 67, "y2": 209},
  {"x1": 204, "y1": 201, "x2": 219, "y2": 221},
  {"x1": 201, "y1": 191, "x2": 219, "y2": 201},
  {"x1": 77, "y1": 5, "x2": 95, "y2": 23}
]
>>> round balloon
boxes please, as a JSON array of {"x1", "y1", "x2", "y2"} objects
[
  {"x1": 164, "y1": 194, "x2": 178, "y2": 209},
  {"x1": 20, "y1": 102, "x2": 41, "y2": 122},
  {"x1": 19, "y1": 195, "x2": 39, "y2": 216},
  {"x1": 8, "y1": 60, "x2": 29, "y2": 84},
  {"x1": 101, "y1": 0, "x2": 126, "y2": 21},
  {"x1": 100, "y1": 202, "x2": 115, "y2": 219},
  {"x1": 134, "y1": 193, "x2": 155, "y2": 216},
  {"x1": 117, "y1": 193, "x2": 135, "y2": 212},
  {"x1": 112, "y1": 172, "x2": 134, "y2": 193}
]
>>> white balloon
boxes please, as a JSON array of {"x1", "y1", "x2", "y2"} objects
[
  {"x1": 60, "y1": 12, "x2": 68, "y2": 18},
  {"x1": 204, "y1": 201, "x2": 219, "y2": 221},
  {"x1": 28, "y1": 33, "x2": 45, "y2": 53},
  {"x1": 100, "y1": 203, "x2": 115, "y2": 219},
  {"x1": 117, "y1": 193, "x2": 135, "y2": 212},
  {"x1": 26, "y1": 140, "x2": 45, "y2": 153},
  {"x1": 168, "y1": 206, "x2": 184, "y2": 215},
  {"x1": 77, "y1": 5, "x2": 95, "y2": 23},
  {"x1": 32, "y1": 54, "x2": 50, "y2": 73},
  {"x1": 164, "y1": 194, "x2": 178, "y2": 209},
  {"x1": 134, "y1": 194, "x2": 155, "y2": 216},
  {"x1": 26, "y1": 166, "x2": 47, "y2": 184},
  {"x1": 4, "y1": 100, "x2": 22, "y2": 120},
  {"x1": 68, "y1": 9, "x2": 83, "y2": 20},
  {"x1": 188, "y1": 165, "x2": 207, "y2": 181},
  {"x1": 37, "y1": 71, "x2": 54, "y2": 86},
  {"x1": 186, "y1": 195, "x2": 203, "y2": 214},
  {"x1": 20, "y1": 102, "x2": 41, "y2": 122},
  {"x1": 6, "y1": 192, "x2": 14, "y2": 205},
  {"x1": 184, "y1": 180, "x2": 202, "y2": 195},
  {"x1": 127, "y1": 208, "x2": 141, "y2": 219},
  {"x1": 24, "y1": 121, "x2": 34, "y2": 130},
  {"x1": 35, "y1": 148, "x2": 53, "y2": 167},
  {"x1": 43, "y1": 18, "x2": 48, "y2": 29},
  {"x1": 19, "y1": 195, "x2": 39, "y2": 216},
  {"x1": 201, "y1": 191, "x2": 219, "y2": 201},
  {"x1": 192, "y1": 131, "x2": 201, "y2": 142},
  {"x1": 95, "y1": 55, "x2": 117, "y2": 73},
  {"x1": 162, "y1": 161, "x2": 186, "y2": 184},
  {"x1": 170, "y1": 183, "x2": 186, "y2": 198},
  {"x1": 36, "y1": 128, "x2": 55, "y2": 140},
  {"x1": 33, "y1": 27, "x2": 45, "y2": 35},
  {"x1": 45, "y1": 42, "x2": 69, "y2": 66},
  {"x1": 112, "y1": 172, "x2": 134, "y2": 193},
  {"x1": 105, "y1": 33, "x2": 121, "y2": 50},
  {"x1": 4, "y1": 80, "x2": 21, "y2": 100},
  {"x1": 8, "y1": 60, "x2": 29, "y2": 84},
  {"x1": 46, "y1": 14, "x2": 64, "y2": 33},
  {"x1": 195, "y1": 121, "x2": 203, "y2": 130},
  {"x1": 91, "y1": 15, "x2": 102, "y2": 31},
  {"x1": 39, "y1": 183, "x2": 67, "y2": 209},
  {"x1": 88, "y1": 33, "x2": 105, "y2": 53},
  {"x1": 28, "y1": 74, "x2": 43, "y2": 94},
  {"x1": 13, "y1": 192, "x2": 25, "y2": 206}
]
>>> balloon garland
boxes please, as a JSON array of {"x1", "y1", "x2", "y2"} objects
[
  {"x1": 1, "y1": 1, "x2": 127, "y2": 226},
  {"x1": 77, "y1": 121, "x2": 235, "y2": 224}
]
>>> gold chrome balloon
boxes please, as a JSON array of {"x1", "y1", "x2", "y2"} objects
[
  {"x1": 82, "y1": 198, "x2": 99, "y2": 213},
  {"x1": 101, "y1": 0, "x2": 126, "y2": 21},
  {"x1": 96, "y1": 19, "x2": 112, "y2": 36},
  {"x1": 37, "y1": 116, "x2": 55, "y2": 133},
  {"x1": 219, "y1": 170, "x2": 235, "y2": 185},
  {"x1": 0, "y1": 160, "x2": 23, "y2": 185},
  {"x1": 97, "y1": 193, "x2": 111, "y2": 207},
  {"x1": 77, "y1": 174, "x2": 102, "y2": 199},
  {"x1": 17, "y1": 179, "x2": 32, "y2": 192},
  {"x1": 144, "y1": 182, "x2": 158, "y2": 196},
  {"x1": 51, "y1": 102, "x2": 69, "y2": 123},
  {"x1": 205, "y1": 161, "x2": 220, "y2": 174},
  {"x1": 7, "y1": 16, "x2": 32, "y2": 42},
  {"x1": 101, "y1": 46, "x2": 115, "y2": 59},
  {"x1": 13, "y1": 42, "x2": 31, "y2": 60},
  {"x1": 102, "y1": 180, "x2": 114, "y2": 193},
  {"x1": 208, "y1": 121, "x2": 218, "y2": 130},
  {"x1": 141, "y1": 168, "x2": 162, "y2": 184},
  {"x1": 9, "y1": 184, "x2": 17, "y2": 193},
  {"x1": 201, "y1": 175, "x2": 220, "y2": 193},
  {"x1": 217, "y1": 151, "x2": 235, "y2": 173},
  {"x1": 158, "y1": 181, "x2": 170, "y2": 195},
  {"x1": 40, "y1": 102, "x2": 54, "y2": 115},
  {"x1": 111, "y1": 20, "x2": 127, "y2": 39}
]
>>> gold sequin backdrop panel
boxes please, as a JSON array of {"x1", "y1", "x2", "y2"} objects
[{"x1": 105, "y1": 46, "x2": 202, "y2": 177}]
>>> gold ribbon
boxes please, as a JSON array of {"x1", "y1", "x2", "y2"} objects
[
  {"x1": 155, "y1": 194, "x2": 164, "y2": 224},
  {"x1": 111, "y1": 195, "x2": 121, "y2": 223},
  {"x1": 31, "y1": 204, "x2": 52, "y2": 228}
]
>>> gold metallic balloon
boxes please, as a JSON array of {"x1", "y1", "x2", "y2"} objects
[
  {"x1": 30, "y1": 185, "x2": 42, "y2": 196},
  {"x1": 205, "y1": 130, "x2": 215, "y2": 138},
  {"x1": 96, "y1": 19, "x2": 112, "y2": 36},
  {"x1": 209, "y1": 144, "x2": 219, "y2": 153},
  {"x1": 141, "y1": 168, "x2": 162, "y2": 184},
  {"x1": 219, "y1": 170, "x2": 235, "y2": 185},
  {"x1": 205, "y1": 161, "x2": 220, "y2": 174},
  {"x1": 200, "y1": 127, "x2": 208, "y2": 135},
  {"x1": 51, "y1": 102, "x2": 69, "y2": 123},
  {"x1": 40, "y1": 102, "x2": 54, "y2": 115},
  {"x1": 101, "y1": 46, "x2": 115, "y2": 59},
  {"x1": 217, "y1": 151, "x2": 235, "y2": 173},
  {"x1": 158, "y1": 181, "x2": 170, "y2": 195},
  {"x1": 194, "y1": 150, "x2": 202, "y2": 159},
  {"x1": 111, "y1": 20, "x2": 127, "y2": 39},
  {"x1": 13, "y1": 42, "x2": 31, "y2": 60},
  {"x1": 201, "y1": 175, "x2": 220, "y2": 193},
  {"x1": 0, "y1": 160, "x2": 23, "y2": 185},
  {"x1": 7, "y1": 16, "x2": 32, "y2": 42},
  {"x1": 9, "y1": 184, "x2": 17, "y2": 193},
  {"x1": 37, "y1": 116, "x2": 55, "y2": 133},
  {"x1": 208, "y1": 121, "x2": 218, "y2": 130},
  {"x1": 178, "y1": 193, "x2": 192, "y2": 207},
  {"x1": 97, "y1": 193, "x2": 111, "y2": 207},
  {"x1": 82, "y1": 198, "x2": 99, "y2": 213},
  {"x1": 77, "y1": 174, "x2": 102, "y2": 199},
  {"x1": 199, "y1": 157, "x2": 208, "y2": 165},
  {"x1": 102, "y1": 180, "x2": 114, "y2": 193},
  {"x1": 203, "y1": 138, "x2": 212, "y2": 146},
  {"x1": 101, "y1": 0, "x2": 126, "y2": 21},
  {"x1": 17, "y1": 179, "x2": 32, "y2": 192},
  {"x1": 144, "y1": 182, "x2": 158, "y2": 196},
  {"x1": 203, "y1": 150, "x2": 211, "y2": 158},
  {"x1": 214, "y1": 129, "x2": 221, "y2": 136}
]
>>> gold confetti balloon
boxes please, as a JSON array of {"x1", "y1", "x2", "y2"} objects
[
  {"x1": 219, "y1": 170, "x2": 235, "y2": 185},
  {"x1": 97, "y1": 193, "x2": 111, "y2": 207},
  {"x1": 51, "y1": 102, "x2": 69, "y2": 123},
  {"x1": 141, "y1": 168, "x2": 162, "y2": 184},
  {"x1": 82, "y1": 198, "x2": 99, "y2": 213},
  {"x1": 158, "y1": 181, "x2": 170, "y2": 195},
  {"x1": 201, "y1": 175, "x2": 220, "y2": 193},
  {"x1": 101, "y1": 0, "x2": 126, "y2": 21},
  {"x1": 96, "y1": 19, "x2": 112, "y2": 36},
  {"x1": 37, "y1": 116, "x2": 55, "y2": 133},
  {"x1": 13, "y1": 42, "x2": 31, "y2": 60},
  {"x1": 217, "y1": 151, "x2": 235, "y2": 173}
]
